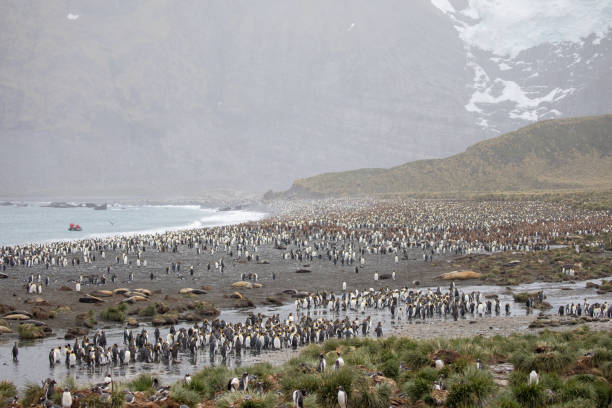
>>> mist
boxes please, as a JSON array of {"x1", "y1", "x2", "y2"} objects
[{"x1": 1, "y1": 0, "x2": 610, "y2": 199}]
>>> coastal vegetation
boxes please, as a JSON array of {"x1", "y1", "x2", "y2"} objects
[
  {"x1": 453, "y1": 240, "x2": 612, "y2": 285},
  {"x1": 99, "y1": 304, "x2": 128, "y2": 323},
  {"x1": 5, "y1": 327, "x2": 611, "y2": 407},
  {"x1": 16, "y1": 323, "x2": 45, "y2": 340}
]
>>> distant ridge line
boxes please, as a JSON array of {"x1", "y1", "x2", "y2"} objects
[{"x1": 277, "y1": 114, "x2": 612, "y2": 198}]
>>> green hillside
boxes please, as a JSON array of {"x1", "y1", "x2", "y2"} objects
[{"x1": 286, "y1": 115, "x2": 612, "y2": 197}]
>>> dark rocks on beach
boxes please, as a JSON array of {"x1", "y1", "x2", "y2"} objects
[
  {"x1": 379, "y1": 273, "x2": 392, "y2": 280},
  {"x1": 265, "y1": 295, "x2": 285, "y2": 306},
  {"x1": 295, "y1": 269, "x2": 311, "y2": 274},
  {"x1": 187, "y1": 301, "x2": 220, "y2": 317},
  {"x1": 32, "y1": 307, "x2": 50, "y2": 320},
  {"x1": 65, "y1": 327, "x2": 89, "y2": 339},
  {"x1": 234, "y1": 298, "x2": 255, "y2": 308},
  {"x1": 155, "y1": 303, "x2": 170, "y2": 314},
  {"x1": 59, "y1": 285, "x2": 73, "y2": 291},
  {"x1": 177, "y1": 312, "x2": 199, "y2": 322},
  {"x1": 0, "y1": 304, "x2": 15, "y2": 314}
]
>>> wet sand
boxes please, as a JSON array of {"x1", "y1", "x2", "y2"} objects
[{"x1": 0, "y1": 244, "x2": 458, "y2": 333}]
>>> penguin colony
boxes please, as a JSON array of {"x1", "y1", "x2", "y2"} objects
[
  {"x1": 36, "y1": 281, "x2": 519, "y2": 376},
  {"x1": 1, "y1": 198, "x2": 611, "y2": 386},
  {"x1": 2, "y1": 199, "x2": 609, "y2": 280}
]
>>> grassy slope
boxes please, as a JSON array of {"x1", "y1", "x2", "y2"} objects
[{"x1": 291, "y1": 115, "x2": 612, "y2": 196}]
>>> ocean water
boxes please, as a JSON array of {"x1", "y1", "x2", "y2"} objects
[{"x1": 0, "y1": 203, "x2": 266, "y2": 246}]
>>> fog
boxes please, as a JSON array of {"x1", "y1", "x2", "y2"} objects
[{"x1": 1, "y1": 0, "x2": 610, "y2": 198}]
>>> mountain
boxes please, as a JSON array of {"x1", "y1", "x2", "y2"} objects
[
  {"x1": 1, "y1": 1, "x2": 611, "y2": 198},
  {"x1": 283, "y1": 115, "x2": 612, "y2": 197}
]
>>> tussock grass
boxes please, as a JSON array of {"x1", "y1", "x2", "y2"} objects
[
  {"x1": 99, "y1": 303, "x2": 128, "y2": 323},
  {"x1": 0, "y1": 381, "x2": 17, "y2": 401},
  {"x1": 446, "y1": 366, "x2": 495, "y2": 408},
  {"x1": 181, "y1": 366, "x2": 229, "y2": 400},
  {"x1": 350, "y1": 382, "x2": 391, "y2": 408},
  {"x1": 138, "y1": 304, "x2": 156, "y2": 317},
  {"x1": 215, "y1": 391, "x2": 278, "y2": 408},
  {"x1": 127, "y1": 374, "x2": 154, "y2": 392},
  {"x1": 21, "y1": 383, "x2": 43, "y2": 407},
  {"x1": 17, "y1": 323, "x2": 44, "y2": 339}
]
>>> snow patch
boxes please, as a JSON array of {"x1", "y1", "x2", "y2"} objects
[
  {"x1": 430, "y1": 0, "x2": 456, "y2": 14},
  {"x1": 466, "y1": 76, "x2": 574, "y2": 121},
  {"x1": 430, "y1": 0, "x2": 612, "y2": 58},
  {"x1": 67, "y1": 13, "x2": 79, "y2": 20}
]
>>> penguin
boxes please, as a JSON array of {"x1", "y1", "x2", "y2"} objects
[
  {"x1": 335, "y1": 352, "x2": 344, "y2": 370},
  {"x1": 69, "y1": 352, "x2": 77, "y2": 367},
  {"x1": 124, "y1": 392, "x2": 135, "y2": 404},
  {"x1": 292, "y1": 389, "x2": 306, "y2": 408},
  {"x1": 337, "y1": 385, "x2": 347, "y2": 408},
  {"x1": 317, "y1": 352, "x2": 327, "y2": 373},
  {"x1": 44, "y1": 379, "x2": 56, "y2": 401},
  {"x1": 49, "y1": 349, "x2": 56, "y2": 366},
  {"x1": 61, "y1": 390, "x2": 72, "y2": 408},
  {"x1": 375, "y1": 322, "x2": 383, "y2": 338},
  {"x1": 12, "y1": 342, "x2": 18, "y2": 361},
  {"x1": 184, "y1": 374, "x2": 192, "y2": 385},
  {"x1": 239, "y1": 372, "x2": 250, "y2": 391},
  {"x1": 434, "y1": 358, "x2": 445, "y2": 370},
  {"x1": 227, "y1": 376, "x2": 240, "y2": 392},
  {"x1": 528, "y1": 370, "x2": 539, "y2": 385}
]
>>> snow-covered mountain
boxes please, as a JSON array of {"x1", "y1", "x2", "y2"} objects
[
  {"x1": 0, "y1": 1, "x2": 610, "y2": 198},
  {"x1": 430, "y1": 0, "x2": 612, "y2": 133}
]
